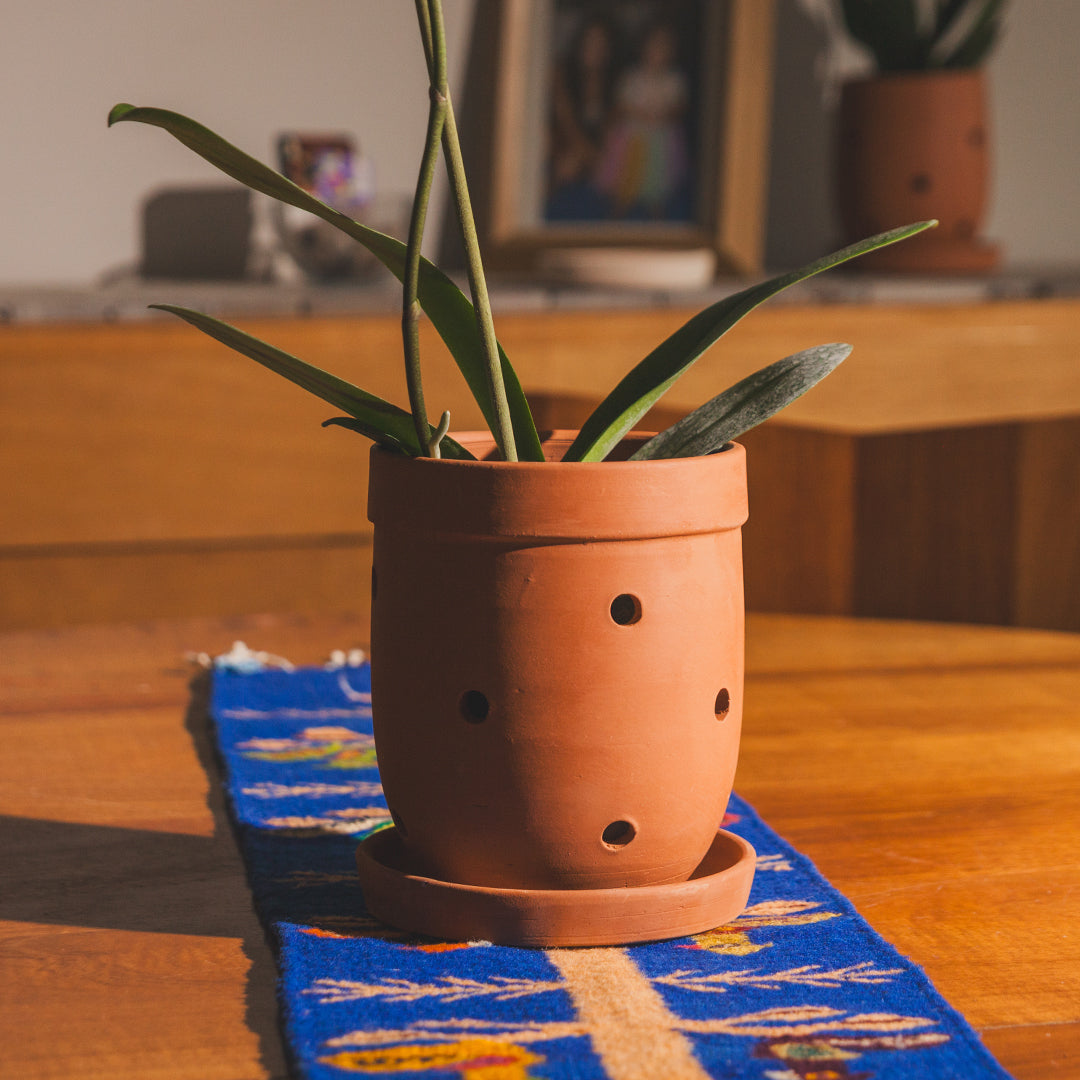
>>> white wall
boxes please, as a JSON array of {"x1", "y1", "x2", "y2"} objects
[
  {"x1": 0, "y1": 0, "x2": 474, "y2": 286},
  {"x1": 985, "y1": 0, "x2": 1080, "y2": 264},
  {"x1": 0, "y1": 0, "x2": 1076, "y2": 285}
]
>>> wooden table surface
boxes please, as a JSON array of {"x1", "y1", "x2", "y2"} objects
[{"x1": 2, "y1": 612, "x2": 1078, "y2": 1079}]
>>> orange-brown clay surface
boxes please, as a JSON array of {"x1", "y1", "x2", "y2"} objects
[
  {"x1": 837, "y1": 69, "x2": 998, "y2": 271},
  {"x1": 366, "y1": 431, "x2": 749, "y2": 914},
  {"x1": 355, "y1": 826, "x2": 756, "y2": 947}
]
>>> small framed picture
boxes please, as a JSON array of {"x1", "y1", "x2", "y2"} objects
[
  {"x1": 277, "y1": 133, "x2": 374, "y2": 213},
  {"x1": 275, "y1": 132, "x2": 389, "y2": 280},
  {"x1": 477, "y1": 0, "x2": 775, "y2": 276}
]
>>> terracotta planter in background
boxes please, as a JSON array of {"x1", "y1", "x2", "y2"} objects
[
  {"x1": 355, "y1": 430, "x2": 756, "y2": 946},
  {"x1": 836, "y1": 69, "x2": 998, "y2": 272}
]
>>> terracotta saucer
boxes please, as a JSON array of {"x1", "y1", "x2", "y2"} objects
[{"x1": 355, "y1": 827, "x2": 756, "y2": 948}]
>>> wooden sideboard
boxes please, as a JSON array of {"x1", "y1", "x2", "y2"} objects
[{"x1": 3, "y1": 297, "x2": 1079, "y2": 630}]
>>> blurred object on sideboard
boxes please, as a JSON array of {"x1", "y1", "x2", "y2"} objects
[{"x1": 141, "y1": 186, "x2": 253, "y2": 280}]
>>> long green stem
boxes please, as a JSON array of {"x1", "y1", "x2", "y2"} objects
[
  {"x1": 441, "y1": 97, "x2": 516, "y2": 460},
  {"x1": 425, "y1": 0, "x2": 517, "y2": 461},
  {"x1": 406, "y1": 0, "x2": 455, "y2": 451},
  {"x1": 415, "y1": 0, "x2": 435, "y2": 78},
  {"x1": 403, "y1": 0, "x2": 449, "y2": 454}
]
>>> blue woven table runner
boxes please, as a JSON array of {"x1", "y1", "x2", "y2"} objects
[{"x1": 210, "y1": 661, "x2": 1012, "y2": 1080}]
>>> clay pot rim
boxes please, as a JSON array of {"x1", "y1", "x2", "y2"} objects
[
  {"x1": 373, "y1": 429, "x2": 740, "y2": 469},
  {"x1": 368, "y1": 430, "x2": 749, "y2": 537},
  {"x1": 842, "y1": 67, "x2": 986, "y2": 91}
]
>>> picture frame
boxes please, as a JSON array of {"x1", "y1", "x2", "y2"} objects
[
  {"x1": 276, "y1": 133, "x2": 373, "y2": 212},
  {"x1": 477, "y1": 0, "x2": 775, "y2": 277}
]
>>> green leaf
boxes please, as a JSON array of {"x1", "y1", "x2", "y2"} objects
[
  {"x1": 629, "y1": 344, "x2": 852, "y2": 460},
  {"x1": 108, "y1": 104, "x2": 543, "y2": 461},
  {"x1": 319, "y1": 417, "x2": 405, "y2": 451},
  {"x1": 840, "y1": 0, "x2": 925, "y2": 69},
  {"x1": 934, "y1": 0, "x2": 972, "y2": 42},
  {"x1": 151, "y1": 305, "x2": 475, "y2": 459},
  {"x1": 940, "y1": 0, "x2": 1006, "y2": 67},
  {"x1": 562, "y1": 221, "x2": 936, "y2": 463}
]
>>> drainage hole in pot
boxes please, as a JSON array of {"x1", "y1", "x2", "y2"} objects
[
  {"x1": 602, "y1": 819, "x2": 636, "y2": 847},
  {"x1": 715, "y1": 688, "x2": 731, "y2": 720},
  {"x1": 389, "y1": 809, "x2": 408, "y2": 837},
  {"x1": 460, "y1": 690, "x2": 490, "y2": 723},
  {"x1": 610, "y1": 593, "x2": 642, "y2": 625},
  {"x1": 909, "y1": 172, "x2": 932, "y2": 194}
]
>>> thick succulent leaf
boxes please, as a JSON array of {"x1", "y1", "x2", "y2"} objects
[
  {"x1": 108, "y1": 104, "x2": 543, "y2": 461},
  {"x1": 940, "y1": 0, "x2": 1006, "y2": 67},
  {"x1": 151, "y1": 305, "x2": 475, "y2": 459},
  {"x1": 563, "y1": 220, "x2": 935, "y2": 463},
  {"x1": 629, "y1": 344, "x2": 852, "y2": 460}
]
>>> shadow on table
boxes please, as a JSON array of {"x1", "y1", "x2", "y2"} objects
[{"x1": 0, "y1": 813, "x2": 256, "y2": 936}]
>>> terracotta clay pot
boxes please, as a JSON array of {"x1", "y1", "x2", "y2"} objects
[
  {"x1": 357, "y1": 430, "x2": 753, "y2": 944},
  {"x1": 836, "y1": 69, "x2": 998, "y2": 271}
]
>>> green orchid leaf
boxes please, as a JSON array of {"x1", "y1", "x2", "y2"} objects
[
  {"x1": 151, "y1": 305, "x2": 475, "y2": 460},
  {"x1": 629, "y1": 344, "x2": 852, "y2": 460},
  {"x1": 108, "y1": 104, "x2": 543, "y2": 461},
  {"x1": 320, "y1": 417, "x2": 408, "y2": 453},
  {"x1": 563, "y1": 220, "x2": 935, "y2": 463},
  {"x1": 320, "y1": 416, "x2": 408, "y2": 452}
]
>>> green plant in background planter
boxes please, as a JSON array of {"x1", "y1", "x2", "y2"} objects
[
  {"x1": 109, "y1": 0, "x2": 933, "y2": 947},
  {"x1": 833, "y1": 0, "x2": 1007, "y2": 271},
  {"x1": 838, "y1": 0, "x2": 1006, "y2": 71}
]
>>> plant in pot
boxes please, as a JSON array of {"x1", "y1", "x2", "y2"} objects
[
  {"x1": 109, "y1": 0, "x2": 932, "y2": 947},
  {"x1": 834, "y1": 0, "x2": 1006, "y2": 271}
]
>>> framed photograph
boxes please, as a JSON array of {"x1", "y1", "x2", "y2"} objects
[{"x1": 478, "y1": 0, "x2": 775, "y2": 277}]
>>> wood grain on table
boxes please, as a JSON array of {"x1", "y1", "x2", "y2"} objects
[{"x1": 1, "y1": 612, "x2": 1078, "y2": 1078}]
